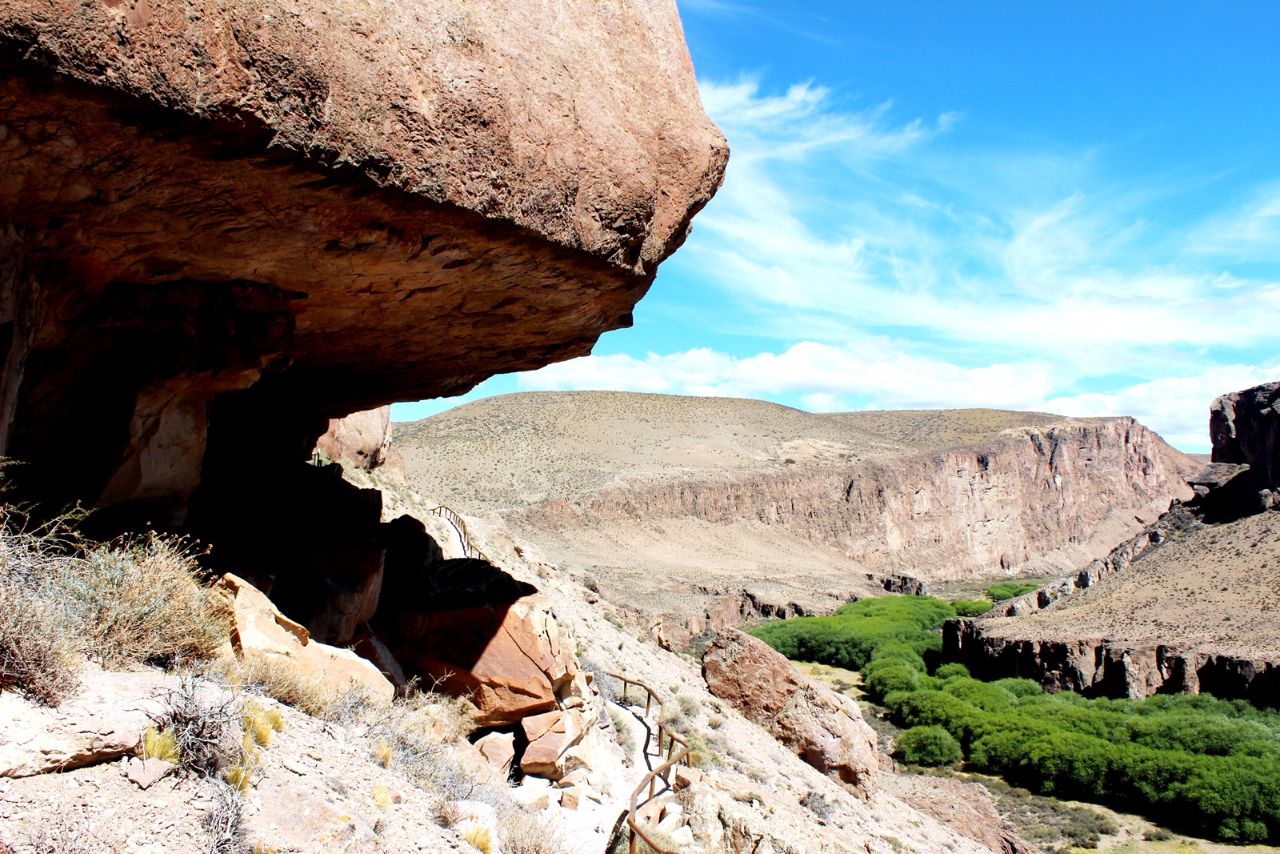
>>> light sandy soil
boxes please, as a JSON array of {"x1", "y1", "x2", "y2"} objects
[
  {"x1": 394, "y1": 392, "x2": 1066, "y2": 510},
  {"x1": 979, "y1": 510, "x2": 1280, "y2": 659}
]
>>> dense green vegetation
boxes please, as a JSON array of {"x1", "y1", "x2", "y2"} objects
[
  {"x1": 748, "y1": 596, "x2": 1280, "y2": 844},
  {"x1": 950, "y1": 598, "x2": 993, "y2": 617},
  {"x1": 986, "y1": 581, "x2": 1039, "y2": 601},
  {"x1": 895, "y1": 725, "x2": 962, "y2": 765}
]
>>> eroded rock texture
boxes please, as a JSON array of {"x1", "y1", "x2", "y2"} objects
[
  {"x1": 0, "y1": 0, "x2": 726, "y2": 525},
  {"x1": 0, "y1": 0, "x2": 725, "y2": 677},
  {"x1": 1211, "y1": 380, "x2": 1280, "y2": 508},
  {"x1": 702, "y1": 628, "x2": 879, "y2": 795}
]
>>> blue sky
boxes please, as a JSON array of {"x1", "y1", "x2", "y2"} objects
[{"x1": 393, "y1": 2, "x2": 1280, "y2": 451}]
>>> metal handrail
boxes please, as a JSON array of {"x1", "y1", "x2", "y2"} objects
[
  {"x1": 608, "y1": 672, "x2": 692, "y2": 854},
  {"x1": 428, "y1": 504, "x2": 489, "y2": 562}
]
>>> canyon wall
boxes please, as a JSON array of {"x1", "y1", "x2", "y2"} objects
[
  {"x1": 529, "y1": 418, "x2": 1193, "y2": 582},
  {"x1": 944, "y1": 621, "x2": 1280, "y2": 708},
  {"x1": 944, "y1": 380, "x2": 1280, "y2": 708}
]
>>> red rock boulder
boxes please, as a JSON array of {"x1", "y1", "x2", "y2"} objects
[{"x1": 701, "y1": 628, "x2": 878, "y2": 795}]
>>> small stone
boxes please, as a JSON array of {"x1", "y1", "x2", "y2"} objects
[{"x1": 126, "y1": 757, "x2": 174, "y2": 790}]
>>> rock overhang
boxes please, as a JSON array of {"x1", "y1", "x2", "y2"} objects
[{"x1": 0, "y1": 0, "x2": 728, "y2": 519}]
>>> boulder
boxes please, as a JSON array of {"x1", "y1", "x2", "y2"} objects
[
  {"x1": 701, "y1": 629, "x2": 878, "y2": 795},
  {"x1": 474, "y1": 732, "x2": 516, "y2": 778},
  {"x1": 386, "y1": 581, "x2": 584, "y2": 726},
  {"x1": 209, "y1": 573, "x2": 393, "y2": 702},
  {"x1": 315, "y1": 407, "x2": 393, "y2": 470},
  {"x1": 518, "y1": 709, "x2": 588, "y2": 779}
]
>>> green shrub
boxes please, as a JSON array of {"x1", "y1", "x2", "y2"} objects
[
  {"x1": 934, "y1": 663, "x2": 971, "y2": 682},
  {"x1": 752, "y1": 593, "x2": 1280, "y2": 844},
  {"x1": 749, "y1": 595, "x2": 953, "y2": 672},
  {"x1": 865, "y1": 662, "x2": 921, "y2": 697},
  {"x1": 951, "y1": 598, "x2": 992, "y2": 617},
  {"x1": 896, "y1": 725, "x2": 962, "y2": 766},
  {"x1": 986, "y1": 581, "x2": 1039, "y2": 601}
]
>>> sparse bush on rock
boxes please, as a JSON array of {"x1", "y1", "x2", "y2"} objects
[{"x1": 0, "y1": 520, "x2": 221, "y2": 705}]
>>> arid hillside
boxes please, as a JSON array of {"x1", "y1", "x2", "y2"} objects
[{"x1": 396, "y1": 391, "x2": 1197, "y2": 638}]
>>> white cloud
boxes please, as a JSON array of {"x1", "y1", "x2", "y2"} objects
[
  {"x1": 1046, "y1": 362, "x2": 1280, "y2": 451},
  {"x1": 518, "y1": 339, "x2": 1055, "y2": 411},
  {"x1": 662, "y1": 76, "x2": 1280, "y2": 416},
  {"x1": 518, "y1": 346, "x2": 1280, "y2": 452}
]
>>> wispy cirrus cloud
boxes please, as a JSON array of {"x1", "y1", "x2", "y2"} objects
[{"x1": 534, "y1": 78, "x2": 1280, "y2": 450}]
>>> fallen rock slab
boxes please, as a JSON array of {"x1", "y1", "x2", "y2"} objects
[
  {"x1": 209, "y1": 573, "x2": 393, "y2": 702},
  {"x1": 124, "y1": 757, "x2": 175, "y2": 790},
  {"x1": 0, "y1": 668, "x2": 174, "y2": 778}
]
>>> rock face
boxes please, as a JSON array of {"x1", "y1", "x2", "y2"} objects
[
  {"x1": 701, "y1": 628, "x2": 878, "y2": 794},
  {"x1": 1211, "y1": 380, "x2": 1280, "y2": 505},
  {"x1": 0, "y1": 668, "x2": 175, "y2": 777},
  {"x1": 315, "y1": 407, "x2": 392, "y2": 470},
  {"x1": 946, "y1": 621, "x2": 1280, "y2": 707},
  {"x1": 564, "y1": 418, "x2": 1192, "y2": 582},
  {"x1": 0, "y1": 0, "x2": 724, "y2": 632}
]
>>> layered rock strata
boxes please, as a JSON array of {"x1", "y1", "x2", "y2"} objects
[{"x1": 945, "y1": 382, "x2": 1280, "y2": 706}]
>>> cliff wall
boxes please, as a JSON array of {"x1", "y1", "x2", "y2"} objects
[
  {"x1": 944, "y1": 381, "x2": 1280, "y2": 707},
  {"x1": 529, "y1": 417, "x2": 1193, "y2": 582}
]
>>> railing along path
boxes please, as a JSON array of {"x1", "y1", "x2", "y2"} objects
[
  {"x1": 607, "y1": 672, "x2": 691, "y2": 854},
  {"x1": 428, "y1": 504, "x2": 489, "y2": 562}
]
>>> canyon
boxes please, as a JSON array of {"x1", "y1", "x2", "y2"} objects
[
  {"x1": 396, "y1": 391, "x2": 1196, "y2": 644},
  {"x1": 946, "y1": 380, "x2": 1280, "y2": 708}
]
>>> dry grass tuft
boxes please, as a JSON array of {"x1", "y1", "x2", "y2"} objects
[
  {"x1": 140, "y1": 726, "x2": 181, "y2": 763},
  {"x1": 0, "y1": 521, "x2": 223, "y2": 705},
  {"x1": 242, "y1": 699, "x2": 278, "y2": 747},
  {"x1": 0, "y1": 583, "x2": 80, "y2": 705},
  {"x1": 231, "y1": 656, "x2": 345, "y2": 717},
  {"x1": 371, "y1": 785, "x2": 394, "y2": 810},
  {"x1": 461, "y1": 825, "x2": 494, "y2": 853}
]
